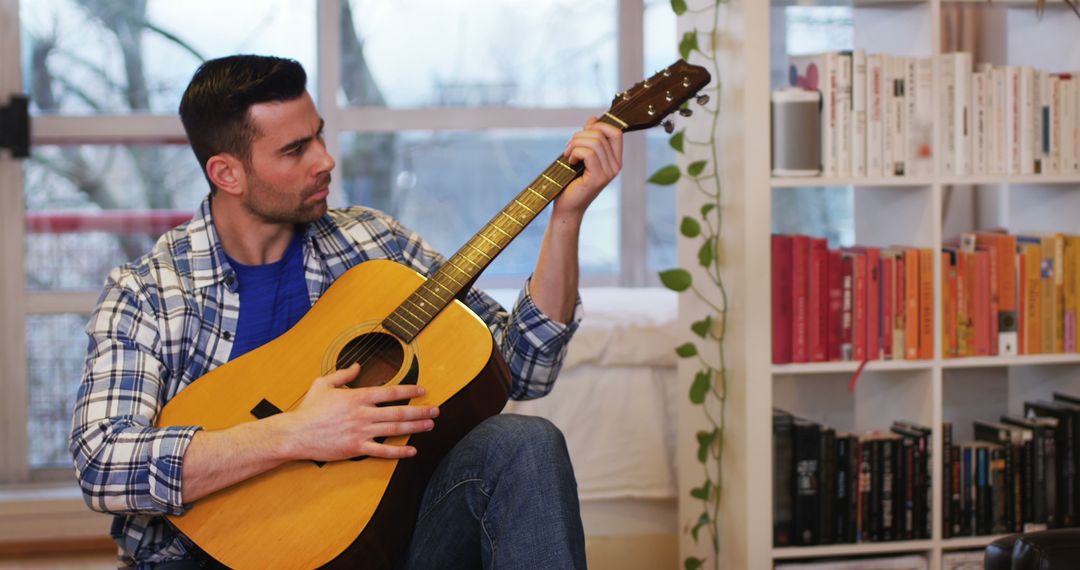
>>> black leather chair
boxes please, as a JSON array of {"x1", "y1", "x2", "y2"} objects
[{"x1": 985, "y1": 529, "x2": 1080, "y2": 569}]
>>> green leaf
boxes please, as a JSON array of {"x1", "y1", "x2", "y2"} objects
[
  {"x1": 690, "y1": 484, "x2": 708, "y2": 500},
  {"x1": 659, "y1": 268, "x2": 692, "y2": 292},
  {"x1": 690, "y1": 371, "x2": 710, "y2": 404},
  {"x1": 679, "y1": 31, "x2": 699, "y2": 61},
  {"x1": 670, "y1": 130, "x2": 685, "y2": 153},
  {"x1": 690, "y1": 512, "x2": 710, "y2": 542},
  {"x1": 647, "y1": 164, "x2": 681, "y2": 185},
  {"x1": 698, "y1": 238, "x2": 714, "y2": 268},
  {"x1": 687, "y1": 160, "x2": 708, "y2": 177},
  {"x1": 676, "y1": 342, "x2": 699, "y2": 358},
  {"x1": 690, "y1": 316, "x2": 712, "y2": 338},
  {"x1": 685, "y1": 558, "x2": 705, "y2": 570},
  {"x1": 671, "y1": 0, "x2": 688, "y2": 15},
  {"x1": 700, "y1": 203, "x2": 715, "y2": 218},
  {"x1": 680, "y1": 216, "x2": 701, "y2": 238}
]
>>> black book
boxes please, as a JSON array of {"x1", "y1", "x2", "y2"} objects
[
  {"x1": 835, "y1": 433, "x2": 853, "y2": 543},
  {"x1": 942, "y1": 421, "x2": 955, "y2": 538},
  {"x1": 773, "y1": 409, "x2": 795, "y2": 546},
  {"x1": 846, "y1": 433, "x2": 860, "y2": 543},
  {"x1": 793, "y1": 418, "x2": 822, "y2": 545},
  {"x1": 819, "y1": 427, "x2": 837, "y2": 545},
  {"x1": 893, "y1": 434, "x2": 915, "y2": 540},
  {"x1": 960, "y1": 444, "x2": 973, "y2": 536},
  {"x1": 1052, "y1": 393, "x2": 1080, "y2": 523},
  {"x1": 1025, "y1": 401, "x2": 1076, "y2": 527},
  {"x1": 857, "y1": 434, "x2": 876, "y2": 542},
  {"x1": 974, "y1": 420, "x2": 1020, "y2": 532},
  {"x1": 1003, "y1": 414, "x2": 1057, "y2": 530},
  {"x1": 892, "y1": 422, "x2": 930, "y2": 539}
]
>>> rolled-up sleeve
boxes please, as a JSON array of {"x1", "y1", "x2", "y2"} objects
[{"x1": 70, "y1": 273, "x2": 201, "y2": 516}]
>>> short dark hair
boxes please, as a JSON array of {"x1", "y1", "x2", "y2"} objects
[{"x1": 179, "y1": 55, "x2": 307, "y2": 190}]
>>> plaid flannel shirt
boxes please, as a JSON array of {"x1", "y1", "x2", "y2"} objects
[{"x1": 70, "y1": 196, "x2": 581, "y2": 567}]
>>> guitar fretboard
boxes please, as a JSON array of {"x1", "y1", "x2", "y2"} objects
[{"x1": 382, "y1": 157, "x2": 585, "y2": 342}]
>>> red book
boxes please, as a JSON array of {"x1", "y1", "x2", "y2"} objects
[
  {"x1": 809, "y1": 238, "x2": 829, "y2": 361},
  {"x1": 919, "y1": 249, "x2": 934, "y2": 360},
  {"x1": 841, "y1": 254, "x2": 854, "y2": 360},
  {"x1": 791, "y1": 235, "x2": 811, "y2": 363},
  {"x1": 771, "y1": 235, "x2": 794, "y2": 364},
  {"x1": 881, "y1": 253, "x2": 895, "y2": 360},
  {"x1": 826, "y1": 250, "x2": 844, "y2": 361},
  {"x1": 847, "y1": 251, "x2": 868, "y2": 361},
  {"x1": 974, "y1": 249, "x2": 992, "y2": 356}
]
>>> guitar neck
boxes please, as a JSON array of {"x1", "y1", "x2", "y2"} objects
[
  {"x1": 382, "y1": 113, "x2": 630, "y2": 343},
  {"x1": 382, "y1": 156, "x2": 583, "y2": 343}
]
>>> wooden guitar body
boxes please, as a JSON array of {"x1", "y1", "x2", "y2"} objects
[{"x1": 157, "y1": 259, "x2": 511, "y2": 569}]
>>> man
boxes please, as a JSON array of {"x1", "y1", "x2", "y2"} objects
[{"x1": 70, "y1": 55, "x2": 622, "y2": 569}]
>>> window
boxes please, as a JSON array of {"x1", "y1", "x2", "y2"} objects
[{"x1": 1, "y1": 0, "x2": 675, "y2": 483}]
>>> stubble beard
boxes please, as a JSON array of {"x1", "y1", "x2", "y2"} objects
[{"x1": 244, "y1": 172, "x2": 331, "y2": 225}]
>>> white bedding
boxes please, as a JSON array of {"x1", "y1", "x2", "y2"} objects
[{"x1": 489, "y1": 287, "x2": 680, "y2": 502}]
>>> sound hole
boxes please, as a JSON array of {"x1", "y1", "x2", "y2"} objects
[{"x1": 336, "y1": 332, "x2": 405, "y2": 389}]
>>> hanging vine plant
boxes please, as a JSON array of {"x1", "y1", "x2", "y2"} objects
[{"x1": 651, "y1": 1, "x2": 725, "y2": 569}]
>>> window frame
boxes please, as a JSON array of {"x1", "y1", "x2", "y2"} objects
[{"x1": 1, "y1": 0, "x2": 652, "y2": 489}]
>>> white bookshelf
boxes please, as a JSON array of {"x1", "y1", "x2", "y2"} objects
[{"x1": 713, "y1": 1, "x2": 1080, "y2": 569}]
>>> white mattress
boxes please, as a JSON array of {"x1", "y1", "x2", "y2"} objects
[{"x1": 489, "y1": 287, "x2": 680, "y2": 502}]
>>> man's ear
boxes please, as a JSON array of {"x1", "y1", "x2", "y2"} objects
[{"x1": 206, "y1": 154, "x2": 246, "y2": 197}]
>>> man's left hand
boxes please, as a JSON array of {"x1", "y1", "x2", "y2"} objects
[{"x1": 554, "y1": 117, "x2": 623, "y2": 220}]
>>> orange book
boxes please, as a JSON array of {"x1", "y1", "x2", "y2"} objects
[
  {"x1": 957, "y1": 250, "x2": 973, "y2": 357},
  {"x1": 1066, "y1": 235, "x2": 1080, "y2": 352},
  {"x1": 1018, "y1": 250, "x2": 1027, "y2": 355},
  {"x1": 942, "y1": 249, "x2": 958, "y2": 358},
  {"x1": 1020, "y1": 241, "x2": 1043, "y2": 355},
  {"x1": 975, "y1": 231, "x2": 1019, "y2": 354},
  {"x1": 919, "y1": 248, "x2": 934, "y2": 360},
  {"x1": 901, "y1": 248, "x2": 920, "y2": 360},
  {"x1": 973, "y1": 250, "x2": 992, "y2": 357},
  {"x1": 1052, "y1": 233, "x2": 1066, "y2": 353}
]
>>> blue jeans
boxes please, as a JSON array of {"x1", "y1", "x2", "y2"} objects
[{"x1": 400, "y1": 413, "x2": 586, "y2": 570}]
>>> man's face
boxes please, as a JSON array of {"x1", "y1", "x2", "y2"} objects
[{"x1": 241, "y1": 92, "x2": 335, "y2": 225}]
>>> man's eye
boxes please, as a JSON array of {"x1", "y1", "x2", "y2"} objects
[{"x1": 286, "y1": 145, "x2": 304, "y2": 156}]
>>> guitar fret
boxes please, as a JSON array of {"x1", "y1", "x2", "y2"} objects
[
  {"x1": 540, "y1": 173, "x2": 560, "y2": 186},
  {"x1": 490, "y1": 223, "x2": 512, "y2": 239},
  {"x1": 449, "y1": 258, "x2": 476, "y2": 276},
  {"x1": 399, "y1": 301, "x2": 429, "y2": 323},
  {"x1": 455, "y1": 254, "x2": 482, "y2": 269},
  {"x1": 439, "y1": 270, "x2": 464, "y2": 287},
  {"x1": 477, "y1": 233, "x2": 500, "y2": 249},
  {"x1": 498, "y1": 210, "x2": 524, "y2": 228},
  {"x1": 526, "y1": 187, "x2": 548, "y2": 201},
  {"x1": 512, "y1": 199, "x2": 537, "y2": 215},
  {"x1": 385, "y1": 312, "x2": 416, "y2": 337},
  {"x1": 554, "y1": 159, "x2": 577, "y2": 174},
  {"x1": 467, "y1": 242, "x2": 492, "y2": 260}
]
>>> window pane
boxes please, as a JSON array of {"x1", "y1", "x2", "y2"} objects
[
  {"x1": 21, "y1": 0, "x2": 317, "y2": 115},
  {"x1": 645, "y1": 0, "x2": 679, "y2": 272},
  {"x1": 27, "y1": 313, "x2": 88, "y2": 469},
  {"x1": 339, "y1": 0, "x2": 616, "y2": 108},
  {"x1": 340, "y1": 130, "x2": 619, "y2": 280},
  {"x1": 25, "y1": 144, "x2": 204, "y2": 291}
]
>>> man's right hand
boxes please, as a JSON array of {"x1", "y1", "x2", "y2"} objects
[{"x1": 283, "y1": 363, "x2": 440, "y2": 462}]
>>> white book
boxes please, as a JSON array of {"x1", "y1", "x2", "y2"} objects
[
  {"x1": 867, "y1": 54, "x2": 885, "y2": 177},
  {"x1": 1070, "y1": 76, "x2": 1080, "y2": 173},
  {"x1": 972, "y1": 71, "x2": 988, "y2": 176},
  {"x1": 837, "y1": 52, "x2": 853, "y2": 177},
  {"x1": 892, "y1": 55, "x2": 908, "y2": 176},
  {"x1": 1062, "y1": 76, "x2": 1076, "y2": 175},
  {"x1": 1033, "y1": 69, "x2": 1046, "y2": 174},
  {"x1": 852, "y1": 49, "x2": 867, "y2": 178},
  {"x1": 992, "y1": 67, "x2": 1007, "y2": 175},
  {"x1": 908, "y1": 57, "x2": 934, "y2": 177},
  {"x1": 1050, "y1": 74, "x2": 1062, "y2": 174},
  {"x1": 1005, "y1": 66, "x2": 1019, "y2": 175},
  {"x1": 1039, "y1": 70, "x2": 1051, "y2": 174},
  {"x1": 789, "y1": 53, "x2": 835, "y2": 175},
  {"x1": 954, "y1": 52, "x2": 973, "y2": 176},
  {"x1": 940, "y1": 53, "x2": 957, "y2": 174},
  {"x1": 1019, "y1": 66, "x2": 1035, "y2": 175},
  {"x1": 883, "y1": 54, "x2": 896, "y2": 177}
]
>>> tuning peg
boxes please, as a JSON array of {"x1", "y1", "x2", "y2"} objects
[
  {"x1": 696, "y1": 94, "x2": 710, "y2": 106},
  {"x1": 678, "y1": 108, "x2": 693, "y2": 117},
  {"x1": 662, "y1": 120, "x2": 675, "y2": 134}
]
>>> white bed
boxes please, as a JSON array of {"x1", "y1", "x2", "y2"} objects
[{"x1": 489, "y1": 287, "x2": 680, "y2": 537}]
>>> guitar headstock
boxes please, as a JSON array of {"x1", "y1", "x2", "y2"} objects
[{"x1": 604, "y1": 60, "x2": 712, "y2": 133}]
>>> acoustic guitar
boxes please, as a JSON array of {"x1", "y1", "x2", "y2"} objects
[{"x1": 156, "y1": 59, "x2": 711, "y2": 569}]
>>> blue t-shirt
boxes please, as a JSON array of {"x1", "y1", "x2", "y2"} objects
[{"x1": 226, "y1": 231, "x2": 310, "y2": 360}]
